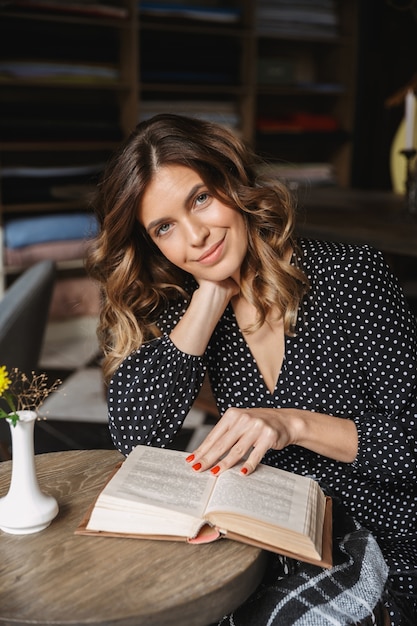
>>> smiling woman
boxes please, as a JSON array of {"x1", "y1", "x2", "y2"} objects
[
  {"x1": 87, "y1": 114, "x2": 304, "y2": 384},
  {"x1": 139, "y1": 165, "x2": 248, "y2": 285},
  {"x1": 86, "y1": 114, "x2": 417, "y2": 625}
]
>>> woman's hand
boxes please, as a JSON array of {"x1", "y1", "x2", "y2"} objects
[
  {"x1": 196, "y1": 276, "x2": 240, "y2": 304},
  {"x1": 186, "y1": 406, "x2": 358, "y2": 475},
  {"x1": 170, "y1": 277, "x2": 239, "y2": 356},
  {"x1": 187, "y1": 407, "x2": 295, "y2": 475}
]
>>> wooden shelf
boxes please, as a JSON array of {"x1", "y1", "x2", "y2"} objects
[
  {"x1": 1, "y1": 200, "x2": 93, "y2": 214},
  {"x1": 0, "y1": 0, "x2": 138, "y2": 293},
  {"x1": 0, "y1": 141, "x2": 121, "y2": 152}
]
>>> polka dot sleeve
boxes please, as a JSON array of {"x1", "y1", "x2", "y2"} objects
[
  {"x1": 328, "y1": 245, "x2": 417, "y2": 480},
  {"x1": 108, "y1": 334, "x2": 206, "y2": 455}
]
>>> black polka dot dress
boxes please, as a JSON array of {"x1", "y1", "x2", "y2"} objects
[{"x1": 108, "y1": 239, "x2": 417, "y2": 622}]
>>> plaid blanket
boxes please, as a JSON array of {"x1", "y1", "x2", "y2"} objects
[{"x1": 215, "y1": 497, "x2": 389, "y2": 626}]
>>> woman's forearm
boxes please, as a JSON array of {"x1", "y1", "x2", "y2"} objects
[
  {"x1": 170, "y1": 280, "x2": 236, "y2": 355},
  {"x1": 291, "y1": 408, "x2": 358, "y2": 463}
]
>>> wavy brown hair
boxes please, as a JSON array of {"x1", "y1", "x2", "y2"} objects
[{"x1": 86, "y1": 114, "x2": 309, "y2": 382}]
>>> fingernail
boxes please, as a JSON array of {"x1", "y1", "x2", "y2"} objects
[
  {"x1": 192, "y1": 462, "x2": 202, "y2": 471},
  {"x1": 210, "y1": 465, "x2": 220, "y2": 475},
  {"x1": 240, "y1": 467, "x2": 248, "y2": 475},
  {"x1": 186, "y1": 454, "x2": 195, "y2": 463}
]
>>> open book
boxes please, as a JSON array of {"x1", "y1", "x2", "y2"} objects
[{"x1": 77, "y1": 446, "x2": 332, "y2": 568}]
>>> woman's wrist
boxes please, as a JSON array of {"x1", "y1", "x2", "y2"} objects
[{"x1": 170, "y1": 281, "x2": 234, "y2": 355}]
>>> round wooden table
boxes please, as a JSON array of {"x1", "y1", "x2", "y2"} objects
[{"x1": 0, "y1": 449, "x2": 267, "y2": 626}]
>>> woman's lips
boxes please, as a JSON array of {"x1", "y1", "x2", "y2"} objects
[{"x1": 196, "y1": 238, "x2": 225, "y2": 264}]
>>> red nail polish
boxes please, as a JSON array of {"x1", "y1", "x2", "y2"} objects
[
  {"x1": 192, "y1": 462, "x2": 202, "y2": 471},
  {"x1": 210, "y1": 465, "x2": 220, "y2": 475},
  {"x1": 241, "y1": 467, "x2": 248, "y2": 475},
  {"x1": 186, "y1": 454, "x2": 195, "y2": 463}
]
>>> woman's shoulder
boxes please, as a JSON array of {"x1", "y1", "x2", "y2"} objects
[
  {"x1": 297, "y1": 237, "x2": 385, "y2": 271},
  {"x1": 295, "y1": 238, "x2": 391, "y2": 291}
]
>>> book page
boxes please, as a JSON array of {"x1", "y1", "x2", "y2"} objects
[
  {"x1": 93, "y1": 447, "x2": 215, "y2": 519},
  {"x1": 207, "y1": 463, "x2": 320, "y2": 536}
]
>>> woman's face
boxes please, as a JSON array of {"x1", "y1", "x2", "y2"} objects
[{"x1": 138, "y1": 165, "x2": 248, "y2": 283}]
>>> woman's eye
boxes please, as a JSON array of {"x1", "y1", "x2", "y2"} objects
[
  {"x1": 195, "y1": 192, "x2": 209, "y2": 206},
  {"x1": 156, "y1": 223, "x2": 171, "y2": 236}
]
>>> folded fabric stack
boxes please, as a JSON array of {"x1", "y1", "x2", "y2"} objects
[
  {"x1": 4, "y1": 212, "x2": 98, "y2": 264},
  {"x1": 3, "y1": 212, "x2": 100, "y2": 320}
]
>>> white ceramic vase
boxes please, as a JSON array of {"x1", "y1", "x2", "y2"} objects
[{"x1": 0, "y1": 410, "x2": 59, "y2": 534}]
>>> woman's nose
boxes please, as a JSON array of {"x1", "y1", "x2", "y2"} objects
[{"x1": 185, "y1": 217, "x2": 210, "y2": 245}]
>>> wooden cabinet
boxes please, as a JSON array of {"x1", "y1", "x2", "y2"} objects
[
  {"x1": 136, "y1": 0, "x2": 358, "y2": 188},
  {"x1": 0, "y1": 0, "x2": 358, "y2": 296},
  {"x1": 0, "y1": 0, "x2": 138, "y2": 294},
  {"x1": 137, "y1": 0, "x2": 256, "y2": 142},
  {"x1": 253, "y1": 0, "x2": 358, "y2": 188}
]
